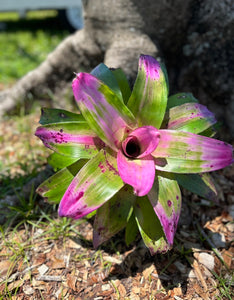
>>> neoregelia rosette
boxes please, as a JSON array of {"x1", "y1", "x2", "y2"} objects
[{"x1": 35, "y1": 55, "x2": 233, "y2": 254}]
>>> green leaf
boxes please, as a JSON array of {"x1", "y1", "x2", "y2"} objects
[
  {"x1": 134, "y1": 196, "x2": 170, "y2": 255},
  {"x1": 93, "y1": 185, "x2": 135, "y2": 248},
  {"x1": 36, "y1": 159, "x2": 88, "y2": 204},
  {"x1": 125, "y1": 211, "x2": 139, "y2": 246},
  {"x1": 91, "y1": 63, "x2": 123, "y2": 101},
  {"x1": 167, "y1": 93, "x2": 198, "y2": 110},
  {"x1": 111, "y1": 68, "x2": 131, "y2": 104},
  {"x1": 160, "y1": 61, "x2": 169, "y2": 95},
  {"x1": 48, "y1": 152, "x2": 79, "y2": 170},
  {"x1": 39, "y1": 108, "x2": 85, "y2": 125},
  {"x1": 127, "y1": 55, "x2": 168, "y2": 129}
]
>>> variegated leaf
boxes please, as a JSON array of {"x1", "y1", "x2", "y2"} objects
[
  {"x1": 153, "y1": 130, "x2": 233, "y2": 173},
  {"x1": 93, "y1": 185, "x2": 135, "y2": 248},
  {"x1": 134, "y1": 196, "x2": 170, "y2": 255},
  {"x1": 72, "y1": 73, "x2": 136, "y2": 151},
  {"x1": 128, "y1": 55, "x2": 168, "y2": 129},
  {"x1": 58, "y1": 149, "x2": 124, "y2": 219},
  {"x1": 148, "y1": 175, "x2": 181, "y2": 246}
]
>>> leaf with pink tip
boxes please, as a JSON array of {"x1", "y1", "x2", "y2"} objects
[
  {"x1": 152, "y1": 130, "x2": 233, "y2": 173},
  {"x1": 36, "y1": 159, "x2": 88, "y2": 204},
  {"x1": 148, "y1": 175, "x2": 182, "y2": 246},
  {"x1": 167, "y1": 103, "x2": 217, "y2": 134},
  {"x1": 58, "y1": 149, "x2": 124, "y2": 219},
  {"x1": 35, "y1": 122, "x2": 104, "y2": 159},
  {"x1": 134, "y1": 196, "x2": 170, "y2": 255},
  {"x1": 117, "y1": 150, "x2": 155, "y2": 197},
  {"x1": 93, "y1": 185, "x2": 135, "y2": 248},
  {"x1": 127, "y1": 55, "x2": 168, "y2": 129},
  {"x1": 72, "y1": 73, "x2": 136, "y2": 151}
]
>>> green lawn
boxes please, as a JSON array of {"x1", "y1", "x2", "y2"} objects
[{"x1": 0, "y1": 11, "x2": 69, "y2": 86}]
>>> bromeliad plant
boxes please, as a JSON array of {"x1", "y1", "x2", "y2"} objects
[{"x1": 35, "y1": 55, "x2": 233, "y2": 254}]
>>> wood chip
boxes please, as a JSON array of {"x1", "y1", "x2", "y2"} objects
[
  {"x1": 221, "y1": 248, "x2": 233, "y2": 268},
  {"x1": 7, "y1": 279, "x2": 24, "y2": 291},
  {"x1": 36, "y1": 275, "x2": 64, "y2": 282},
  {"x1": 101, "y1": 283, "x2": 111, "y2": 291},
  {"x1": 193, "y1": 260, "x2": 208, "y2": 291},
  {"x1": 67, "y1": 238, "x2": 82, "y2": 249},
  {"x1": 23, "y1": 285, "x2": 35, "y2": 295},
  {"x1": 193, "y1": 283, "x2": 210, "y2": 300},
  {"x1": 173, "y1": 287, "x2": 183, "y2": 296},
  {"x1": 38, "y1": 264, "x2": 49, "y2": 276},
  {"x1": 142, "y1": 264, "x2": 156, "y2": 279},
  {"x1": 117, "y1": 282, "x2": 127, "y2": 298},
  {"x1": 0, "y1": 260, "x2": 14, "y2": 278},
  {"x1": 196, "y1": 252, "x2": 214, "y2": 271},
  {"x1": 66, "y1": 273, "x2": 77, "y2": 291},
  {"x1": 103, "y1": 255, "x2": 122, "y2": 264}
]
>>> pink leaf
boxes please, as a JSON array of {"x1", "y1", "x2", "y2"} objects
[
  {"x1": 122, "y1": 126, "x2": 160, "y2": 158},
  {"x1": 117, "y1": 150, "x2": 155, "y2": 196}
]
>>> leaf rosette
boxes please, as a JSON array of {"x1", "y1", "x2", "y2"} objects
[{"x1": 35, "y1": 55, "x2": 233, "y2": 254}]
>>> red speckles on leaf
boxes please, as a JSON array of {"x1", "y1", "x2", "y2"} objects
[
  {"x1": 76, "y1": 191, "x2": 84, "y2": 202},
  {"x1": 98, "y1": 162, "x2": 106, "y2": 173}
]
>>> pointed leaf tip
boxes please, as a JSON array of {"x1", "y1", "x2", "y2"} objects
[
  {"x1": 153, "y1": 130, "x2": 233, "y2": 173},
  {"x1": 128, "y1": 55, "x2": 168, "y2": 129},
  {"x1": 148, "y1": 176, "x2": 181, "y2": 246},
  {"x1": 139, "y1": 54, "x2": 162, "y2": 80}
]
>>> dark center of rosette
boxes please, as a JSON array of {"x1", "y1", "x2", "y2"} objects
[{"x1": 124, "y1": 136, "x2": 141, "y2": 158}]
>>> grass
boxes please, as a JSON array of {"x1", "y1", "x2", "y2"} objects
[{"x1": 0, "y1": 11, "x2": 69, "y2": 86}]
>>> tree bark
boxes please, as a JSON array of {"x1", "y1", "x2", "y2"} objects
[{"x1": 0, "y1": 0, "x2": 233, "y2": 137}]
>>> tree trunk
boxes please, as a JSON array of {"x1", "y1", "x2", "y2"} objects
[{"x1": 0, "y1": 0, "x2": 233, "y2": 137}]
